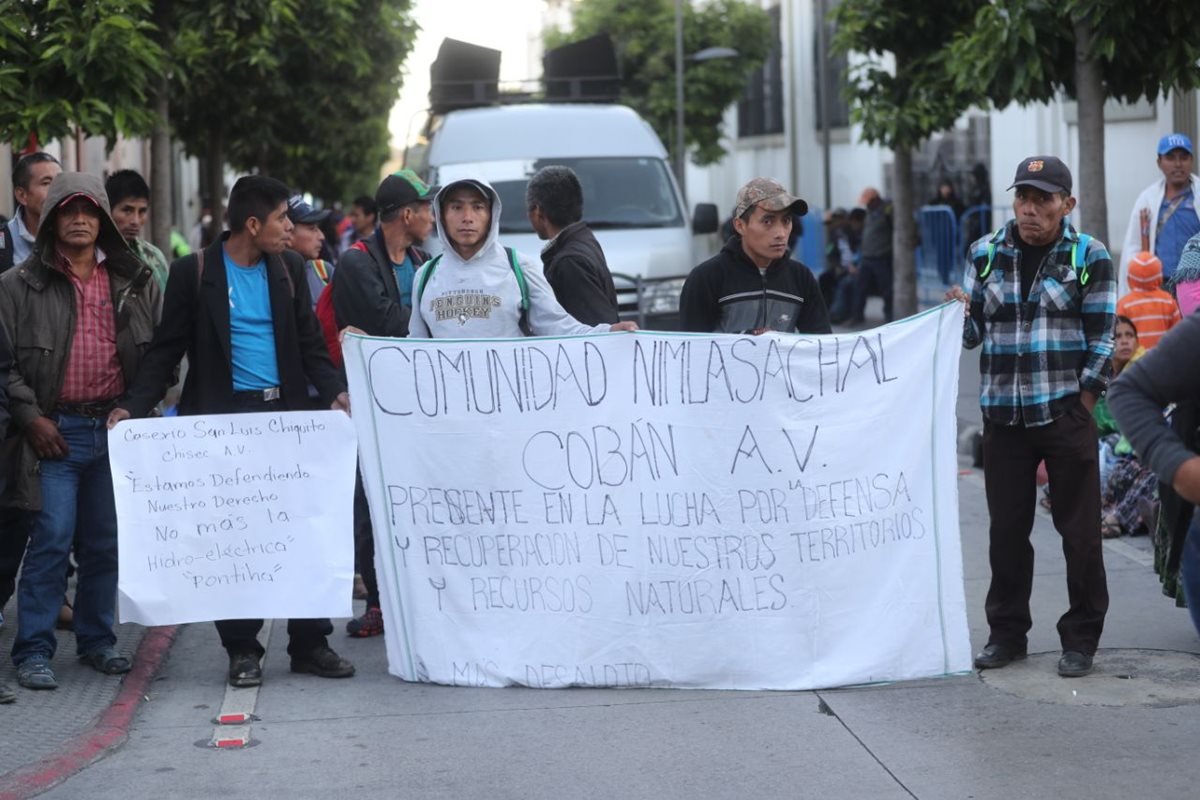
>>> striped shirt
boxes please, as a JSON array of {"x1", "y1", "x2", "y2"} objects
[
  {"x1": 1116, "y1": 290, "x2": 1181, "y2": 349},
  {"x1": 962, "y1": 222, "x2": 1116, "y2": 427},
  {"x1": 56, "y1": 251, "x2": 125, "y2": 404}
]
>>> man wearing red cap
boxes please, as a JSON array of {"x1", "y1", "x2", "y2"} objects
[{"x1": 0, "y1": 172, "x2": 161, "y2": 691}]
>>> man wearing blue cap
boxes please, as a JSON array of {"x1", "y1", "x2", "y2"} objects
[{"x1": 1120, "y1": 133, "x2": 1200, "y2": 298}]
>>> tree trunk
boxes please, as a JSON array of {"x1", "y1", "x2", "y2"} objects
[
  {"x1": 150, "y1": 82, "x2": 173, "y2": 256},
  {"x1": 206, "y1": 130, "x2": 225, "y2": 245},
  {"x1": 149, "y1": 0, "x2": 172, "y2": 256},
  {"x1": 892, "y1": 145, "x2": 918, "y2": 318},
  {"x1": 1073, "y1": 17, "x2": 1108, "y2": 245}
]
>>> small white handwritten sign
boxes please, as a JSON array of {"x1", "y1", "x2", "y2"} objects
[{"x1": 110, "y1": 410, "x2": 357, "y2": 625}]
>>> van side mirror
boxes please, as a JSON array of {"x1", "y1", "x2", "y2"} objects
[{"x1": 691, "y1": 203, "x2": 719, "y2": 235}]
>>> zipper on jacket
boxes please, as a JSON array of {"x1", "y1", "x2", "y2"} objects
[{"x1": 757, "y1": 270, "x2": 768, "y2": 331}]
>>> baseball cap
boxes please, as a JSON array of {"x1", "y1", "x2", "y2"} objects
[
  {"x1": 287, "y1": 195, "x2": 331, "y2": 225},
  {"x1": 56, "y1": 192, "x2": 102, "y2": 210},
  {"x1": 376, "y1": 168, "x2": 437, "y2": 214},
  {"x1": 1007, "y1": 156, "x2": 1072, "y2": 194},
  {"x1": 1157, "y1": 133, "x2": 1194, "y2": 157},
  {"x1": 437, "y1": 178, "x2": 492, "y2": 209},
  {"x1": 733, "y1": 177, "x2": 808, "y2": 219}
]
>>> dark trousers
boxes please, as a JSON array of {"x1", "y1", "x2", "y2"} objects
[
  {"x1": 215, "y1": 616, "x2": 333, "y2": 658},
  {"x1": 852, "y1": 255, "x2": 894, "y2": 322},
  {"x1": 212, "y1": 393, "x2": 334, "y2": 658},
  {"x1": 982, "y1": 402, "x2": 1109, "y2": 654},
  {"x1": 353, "y1": 470, "x2": 380, "y2": 608},
  {"x1": 0, "y1": 505, "x2": 31, "y2": 610}
]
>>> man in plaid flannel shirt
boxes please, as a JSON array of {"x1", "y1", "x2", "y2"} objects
[{"x1": 949, "y1": 155, "x2": 1116, "y2": 679}]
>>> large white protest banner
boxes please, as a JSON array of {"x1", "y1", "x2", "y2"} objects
[
  {"x1": 110, "y1": 410, "x2": 357, "y2": 626},
  {"x1": 343, "y1": 303, "x2": 970, "y2": 690}
]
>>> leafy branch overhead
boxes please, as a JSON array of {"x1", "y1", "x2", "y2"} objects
[
  {"x1": 547, "y1": 0, "x2": 771, "y2": 167},
  {"x1": 0, "y1": 0, "x2": 418, "y2": 203},
  {"x1": 831, "y1": 0, "x2": 984, "y2": 150},
  {"x1": 948, "y1": 0, "x2": 1200, "y2": 107},
  {"x1": 0, "y1": 0, "x2": 164, "y2": 146}
]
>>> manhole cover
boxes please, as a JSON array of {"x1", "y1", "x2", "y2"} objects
[{"x1": 978, "y1": 648, "x2": 1200, "y2": 707}]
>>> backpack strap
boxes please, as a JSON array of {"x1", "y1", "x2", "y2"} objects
[
  {"x1": 505, "y1": 247, "x2": 532, "y2": 336},
  {"x1": 310, "y1": 258, "x2": 331, "y2": 285},
  {"x1": 1072, "y1": 233, "x2": 1093, "y2": 286},
  {"x1": 415, "y1": 249, "x2": 532, "y2": 336},
  {"x1": 977, "y1": 227, "x2": 1007, "y2": 281},
  {"x1": 415, "y1": 253, "x2": 442, "y2": 307}
]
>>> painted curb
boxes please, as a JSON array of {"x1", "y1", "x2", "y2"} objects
[{"x1": 0, "y1": 625, "x2": 180, "y2": 800}]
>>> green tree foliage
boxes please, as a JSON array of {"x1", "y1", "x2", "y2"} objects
[
  {"x1": 832, "y1": 0, "x2": 984, "y2": 317},
  {"x1": 0, "y1": 0, "x2": 164, "y2": 147},
  {"x1": 950, "y1": 0, "x2": 1200, "y2": 244},
  {"x1": 548, "y1": 0, "x2": 771, "y2": 167},
  {"x1": 224, "y1": 0, "x2": 418, "y2": 201},
  {"x1": 166, "y1": 0, "x2": 416, "y2": 225}
]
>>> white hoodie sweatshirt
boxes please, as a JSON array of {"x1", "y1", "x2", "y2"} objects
[{"x1": 408, "y1": 178, "x2": 611, "y2": 339}]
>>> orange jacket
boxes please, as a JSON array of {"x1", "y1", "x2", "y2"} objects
[{"x1": 1117, "y1": 251, "x2": 1181, "y2": 348}]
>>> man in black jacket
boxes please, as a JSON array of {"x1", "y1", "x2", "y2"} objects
[
  {"x1": 108, "y1": 176, "x2": 355, "y2": 688},
  {"x1": 329, "y1": 169, "x2": 434, "y2": 639},
  {"x1": 526, "y1": 165, "x2": 619, "y2": 325},
  {"x1": 680, "y1": 177, "x2": 830, "y2": 335},
  {"x1": 331, "y1": 169, "x2": 433, "y2": 338}
]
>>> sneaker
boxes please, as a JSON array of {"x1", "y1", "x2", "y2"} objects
[
  {"x1": 16, "y1": 656, "x2": 58, "y2": 690},
  {"x1": 290, "y1": 645, "x2": 355, "y2": 678},
  {"x1": 345, "y1": 607, "x2": 384, "y2": 638},
  {"x1": 79, "y1": 646, "x2": 132, "y2": 675},
  {"x1": 227, "y1": 651, "x2": 263, "y2": 688}
]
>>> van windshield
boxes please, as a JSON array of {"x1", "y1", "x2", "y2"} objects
[{"x1": 494, "y1": 157, "x2": 683, "y2": 234}]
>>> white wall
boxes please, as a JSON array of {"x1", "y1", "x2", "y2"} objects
[{"x1": 989, "y1": 94, "x2": 1192, "y2": 257}]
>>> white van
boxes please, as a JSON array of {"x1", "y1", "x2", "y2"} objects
[{"x1": 410, "y1": 103, "x2": 718, "y2": 327}]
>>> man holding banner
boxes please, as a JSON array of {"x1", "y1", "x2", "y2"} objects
[
  {"x1": 949, "y1": 155, "x2": 1116, "y2": 678},
  {"x1": 108, "y1": 175, "x2": 355, "y2": 688},
  {"x1": 679, "y1": 177, "x2": 830, "y2": 335},
  {"x1": 407, "y1": 177, "x2": 637, "y2": 339}
]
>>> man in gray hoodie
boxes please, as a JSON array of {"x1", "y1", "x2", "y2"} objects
[{"x1": 408, "y1": 177, "x2": 637, "y2": 339}]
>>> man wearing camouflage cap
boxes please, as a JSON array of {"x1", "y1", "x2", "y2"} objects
[{"x1": 680, "y1": 177, "x2": 830, "y2": 334}]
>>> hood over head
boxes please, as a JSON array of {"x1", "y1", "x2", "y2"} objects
[
  {"x1": 432, "y1": 177, "x2": 502, "y2": 264},
  {"x1": 34, "y1": 172, "x2": 139, "y2": 275},
  {"x1": 1128, "y1": 251, "x2": 1164, "y2": 291}
]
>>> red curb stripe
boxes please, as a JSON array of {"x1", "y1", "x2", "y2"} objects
[{"x1": 0, "y1": 625, "x2": 180, "y2": 800}]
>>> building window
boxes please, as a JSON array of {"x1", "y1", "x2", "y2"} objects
[
  {"x1": 814, "y1": 1, "x2": 850, "y2": 130},
  {"x1": 738, "y1": 5, "x2": 784, "y2": 137}
]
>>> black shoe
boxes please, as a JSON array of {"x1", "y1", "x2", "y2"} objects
[
  {"x1": 290, "y1": 645, "x2": 355, "y2": 678},
  {"x1": 228, "y1": 652, "x2": 263, "y2": 687},
  {"x1": 973, "y1": 643, "x2": 1027, "y2": 669},
  {"x1": 1057, "y1": 650, "x2": 1094, "y2": 677}
]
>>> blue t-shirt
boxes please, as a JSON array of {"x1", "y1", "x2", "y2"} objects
[
  {"x1": 1156, "y1": 188, "x2": 1200, "y2": 279},
  {"x1": 392, "y1": 253, "x2": 415, "y2": 308},
  {"x1": 223, "y1": 247, "x2": 280, "y2": 391}
]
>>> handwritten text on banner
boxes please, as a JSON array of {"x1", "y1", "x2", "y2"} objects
[
  {"x1": 344, "y1": 304, "x2": 970, "y2": 690},
  {"x1": 110, "y1": 410, "x2": 357, "y2": 626}
]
